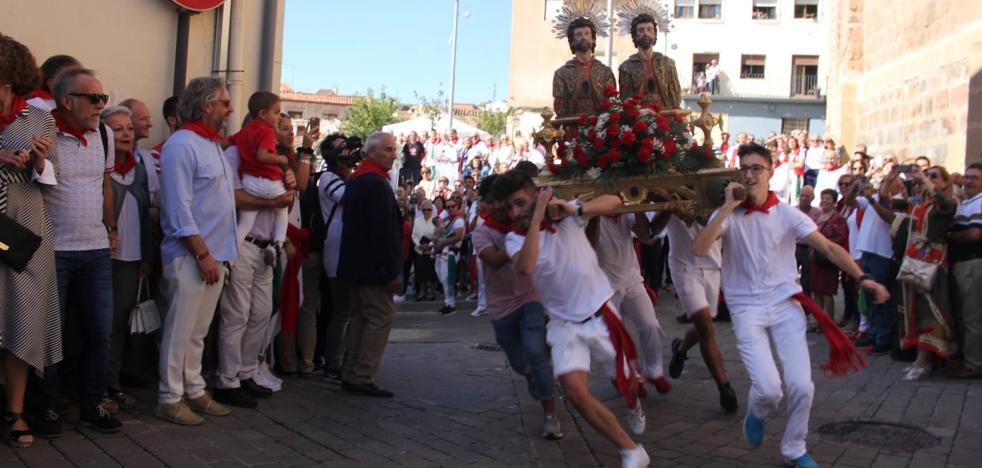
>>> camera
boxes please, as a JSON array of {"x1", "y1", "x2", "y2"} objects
[
  {"x1": 323, "y1": 135, "x2": 364, "y2": 169},
  {"x1": 897, "y1": 164, "x2": 917, "y2": 174}
]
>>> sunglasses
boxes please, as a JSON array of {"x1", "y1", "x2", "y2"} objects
[
  {"x1": 68, "y1": 92, "x2": 109, "y2": 105},
  {"x1": 738, "y1": 165, "x2": 768, "y2": 175},
  {"x1": 926, "y1": 172, "x2": 942, "y2": 179}
]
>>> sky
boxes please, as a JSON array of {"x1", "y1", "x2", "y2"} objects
[{"x1": 281, "y1": 0, "x2": 512, "y2": 105}]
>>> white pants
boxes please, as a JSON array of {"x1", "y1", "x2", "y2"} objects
[
  {"x1": 671, "y1": 265, "x2": 721, "y2": 318},
  {"x1": 610, "y1": 281, "x2": 665, "y2": 380},
  {"x1": 730, "y1": 299, "x2": 814, "y2": 460},
  {"x1": 435, "y1": 252, "x2": 456, "y2": 307},
  {"x1": 217, "y1": 242, "x2": 274, "y2": 388},
  {"x1": 158, "y1": 255, "x2": 226, "y2": 404},
  {"x1": 237, "y1": 175, "x2": 288, "y2": 245},
  {"x1": 547, "y1": 313, "x2": 617, "y2": 378},
  {"x1": 476, "y1": 256, "x2": 487, "y2": 311}
]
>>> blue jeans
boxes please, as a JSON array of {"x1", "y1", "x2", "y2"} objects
[
  {"x1": 491, "y1": 302, "x2": 556, "y2": 401},
  {"x1": 43, "y1": 249, "x2": 113, "y2": 410},
  {"x1": 860, "y1": 252, "x2": 895, "y2": 349}
]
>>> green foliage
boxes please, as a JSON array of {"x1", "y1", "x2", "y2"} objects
[
  {"x1": 341, "y1": 89, "x2": 401, "y2": 140},
  {"x1": 476, "y1": 107, "x2": 513, "y2": 136},
  {"x1": 414, "y1": 89, "x2": 445, "y2": 129}
]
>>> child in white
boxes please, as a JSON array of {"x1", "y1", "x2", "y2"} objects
[{"x1": 234, "y1": 92, "x2": 290, "y2": 249}]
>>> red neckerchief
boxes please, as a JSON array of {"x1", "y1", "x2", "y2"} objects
[
  {"x1": 113, "y1": 150, "x2": 137, "y2": 176},
  {"x1": 0, "y1": 95, "x2": 28, "y2": 132},
  {"x1": 511, "y1": 220, "x2": 556, "y2": 235},
  {"x1": 826, "y1": 164, "x2": 841, "y2": 172},
  {"x1": 856, "y1": 208, "x2": 865, "y2": 228},
  {"x1": 350, "y1": 159, "x2": 390, "y2": 181},
  {"x1": 792, "y1": 292, "x2": 866, "y2": 376},
  {"x1": 28, "y1": 88, "x2": 54, "y2": 102},
  {"x1": 52, "y1": 109, "x2": 91, "y2": 146},
  {"x1": 180, "y1": 120, "x2": 225, "y2": 142},
  {"x1": 742, "y1": 191, "x2": 780, "y2": 215},
  {"x1": 774, "y1": 159, "x2": 784, "y2": 169},
  {"x1": 480, "y1": 213, "x2": 512, "y2": 233}
]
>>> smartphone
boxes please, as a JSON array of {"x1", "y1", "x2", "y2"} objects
[
  {"x1": 308, "y1": 117, "x2": 320, "y2": 132},
  {"x1": 897, "y1": 164, "x2": 917, "y2": 174}
]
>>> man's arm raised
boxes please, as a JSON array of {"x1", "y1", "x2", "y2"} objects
[{"x1": 693, "y1": 182, "x2": 741, "y2": 256}]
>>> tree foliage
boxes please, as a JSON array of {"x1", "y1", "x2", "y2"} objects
[
  {"x1": 414, "y1": 89, "x2": 445, "y2": 129},
  {"x1": 476, "y1": 107, "x2": 513, "y2": 137},
  {"x1": 341, "y1": 89, "x2": 401, "y2": 140}
]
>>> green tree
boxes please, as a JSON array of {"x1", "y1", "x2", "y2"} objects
[
  {"x1": 341, "y1": 89, "x2": 401, "y2": 140},
  {"x1": 414, "y1": 89, "x2": 445, "y2": 129},
  {"x1": 476, "y1": 107, "x2": 513, "y2": 137}
]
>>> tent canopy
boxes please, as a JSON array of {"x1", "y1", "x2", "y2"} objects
[{"x1": 383, "y1": 113, "x2": 489, "y2": 139}]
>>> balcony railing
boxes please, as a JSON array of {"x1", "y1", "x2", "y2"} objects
[
  {"x1": 739, "y1": 71, "x2": 765, "y2": 79},
  {"x1": 791, "y1": 74, "x2": 819, "y2": 96}
]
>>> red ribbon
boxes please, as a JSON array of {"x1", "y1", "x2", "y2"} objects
[
  {"x1": 742, "y1": 191, "x2": 780, "y2": 215},
  {"x1": 279, "y1": 225, "x2": 310, "y2": 333},
  {"x1": 600, "y1": 303, "x2": 646, "y2": 409},
  {"x1": 113, "y1": 151, "x2": 137, "y2": 176},
  {"x1": 52, "y1": 109, "x2": 90, "y2": 146},
  {"x1": 0, "y1": 95, "x2": 28, "y2": 133},
  {"x1": 350, "y1": 159, "x2": 391, "y2": 181},
  {"x1": 180, "y1": 120, "x2": 225, "y2": 142},
  {"x1": 792, "y1": 292, "x2": 866, "y2": 376}
]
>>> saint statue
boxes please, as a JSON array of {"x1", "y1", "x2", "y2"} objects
[
  {"x1": 616, "y1": 8, "x2": 681, "y2": 109},
  {"x1": 551, "y1": 4, "x2": 616, "y2": 119}
]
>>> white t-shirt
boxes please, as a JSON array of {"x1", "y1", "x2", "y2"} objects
[
  {"x1": 813, "y1": 166, "x2": 848, "y2": 207},
  {"x1": 846, "y1": 207, "x2": 862, "y2": 260},
  {"x1": 715, "y1": 202, "x2": 817, "y2": 309},
  {"x1": 770, "y1": 162, "x2": 793, "y2": 203},
  {"x1": 46, "y1": 125, "x2": 115, "y2": 251},
  {"x1": 953, "y1": 191, "x2": 982, "y2": 229},
  {"x1": 110, "y1": 170, "x2": 142, "y2": 262},
  {"x1": 855, "y1": 196, "x2": 895, "y2": 259},
  {"x1": 441, "y1": 216, "x2": 466, "y2": 251},
  {"x1": 666, "y1": 215, "x2": 721, "y2": 270},
  {"x1": 505, "y1": 210, "x2": 613, "y2": 322},
  {"x1": 318, "y1": 171, "x2": 346, "y2": 277},
  {"x1": 804, "y1": 147, "x2": 825, "y2": 171},
  {"x1": 595, "y1": 215, "x2": 643, "y2": 290}
]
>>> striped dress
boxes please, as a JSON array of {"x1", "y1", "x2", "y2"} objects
[{"x1": 0, "y1": 104, "x2": 63, "y2": 370}]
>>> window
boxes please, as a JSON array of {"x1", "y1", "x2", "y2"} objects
[
  {"x1": 691, "y1": 53, "x2": 720, "y2": 93},
  {"x1": 794, "y1": 0, "x2": 818, "y2": 19},
  {"x1": 287, "y1": 111, "x2": 303, "y2": 119},
  {"x1": 791, "y1": 55, "x2": 819, "y2": 96},
  {"x1": 675, "y1": 0, "x2": 694, "y2": 19},
  {"x1": 782, "y1": 117, "x2": 810, "y2": 135},
  {"x1": 544, "y1": 0, "x2": 563, "y2": 21},
  {"x1": 752, "y1": 0, "x2": 777, "y2": 20},
  {"x1": 698, "y1": 0, "x2": 722, "y2": 19},
  {"x1": 740, "y1": 55, "x2": 765, "y2": 79}
]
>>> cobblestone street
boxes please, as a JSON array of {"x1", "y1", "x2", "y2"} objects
[{"x1": 3, "y1": 294, "x2": 980, "y2": 467}]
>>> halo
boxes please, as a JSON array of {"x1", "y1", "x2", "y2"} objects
[
  {"x1": 552, "y1": 0, "x2": 612, "y2": 39},
  {"x1": 616, "y1": 0, "x2": 672, "y2": 36}
]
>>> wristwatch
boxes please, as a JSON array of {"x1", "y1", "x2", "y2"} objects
[
  {"x1": 296, "y1": 147, "x2": 315, "y2": 155},
  {"x1": 858, "y1": 273, "x2": 874, "y2": 283}
]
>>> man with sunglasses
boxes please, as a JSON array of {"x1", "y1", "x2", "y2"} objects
[
  {"x1": 41, "y1": 68, "x2": 122, "y2": 433},
  {"x1": 947, "y1": 162, "x2": 982, "y2": 378},
  {"x1": 693, "y1": 143, "x2": 889, "y2": 468}
]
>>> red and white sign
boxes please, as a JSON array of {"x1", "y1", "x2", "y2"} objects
[{"x1": 172, "y1": 0, "x2": 225, "y2": 12}]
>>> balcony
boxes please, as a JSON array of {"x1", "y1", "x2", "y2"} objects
[{"x1": 791, "y1": 74, "x2": 819, "y2": 97}]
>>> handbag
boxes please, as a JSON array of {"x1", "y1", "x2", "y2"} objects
[
  {"x1": 896, "y1": 213, "x2": 943, "y2": 292},
  {"x1": 129, "y1": 277, "x2": 161, "y2": 334},
  {"x1": 0, "y1": 212, "x2": 43, "y2": 273}
]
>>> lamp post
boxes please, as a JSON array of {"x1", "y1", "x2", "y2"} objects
[
  {"x1": 447, "y1": 0, "x2": 460, "y2": 130},
  {"x1": 603, "y1": 0, "x2": 613, "y2": 67}
]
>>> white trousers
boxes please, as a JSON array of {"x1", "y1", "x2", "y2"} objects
[
  {"x1": 730, "y1": 299, "x2": 814, "y2": 460},
  {"x1": 476, "y1": 257, "x2": 487, "y2": 311},
  {"x1": 435, "y1": 253, "x2": 455, "y2": 307},
  {"x1": 236, "y1": 175, "x2": 288, "y2": 245},
  {"x1": 217, "y1": 242, "x2": 274, "y2": 388},
  {"x1": 158, "y1": 255, "x2": 226, "y2": 404},
  {"x1": 609, "y1": 281, "x2": 665, "y2": 380}
]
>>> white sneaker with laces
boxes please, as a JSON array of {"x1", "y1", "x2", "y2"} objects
[
  {"x1": 542, "y1": 413, "x2": 563, "y2": 440},
  {"x1": 469, "y1": 308, "x2": 487, "y2": 317},
  {"x1": 394, "y1": 294, "x2": 406, "y2": 303},
  {"x1": 620, "y1": 445, "x2": 650, "y2": 468},
  {"x1": 626, "y1": 404, "x2": 646, "y2": 435},
  {"x1": 254, "y1": 362, "x2": 283, "y2": 391}
]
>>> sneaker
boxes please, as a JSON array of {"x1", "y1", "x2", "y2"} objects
[
  {"x1": 542, "y1": 414, "x2": 563, "y2": 440},
  {"x1": 33, "y1": 409, "x2": 62, "y2": 439},
  {"x1": 439, "y1": 305, "x2": 457, "y2": 316},
  {"x1": 902, "y1": 365, "x2": 930, "y2": 381},
  {"x1": 154, "y1": 401, "x2": 205, "y2": 426},
  {"x1": 186, "y1": 392, "x2": 231, "y2": 416},
  {"x1": 393, "y1": 294, "x2": 406, "y2": 303},
  {"x1": 675, "y1": 313, "x2": 691, "y2": 324},
  {"x1": 719, "y1": 383, "x2": 739, "y2": 413},
  {"x1": 212, "y1": 387, "x2": 258, "y2": 409},
  {"x1": 99, "y1": 397, "x2": 120, "y2": 415},
  {"x1": 466, "y1": 293, "x2": 479, "y2": 301},
  {"x1": 79, "y1": 404, "x2": 122, "y2": 433},
  {"x1": 323, "y1": 368, "x2": 343, "y2": 384},
  {"x1": 341, "y1": 381, "x2": 394, "y2": 398},
  {"x1": 743, "y1": 411, "x2": 765, "y2": 448},
  {"x1": 626, "y1": 405, "x2": 646, "y2": 435},
  {"x1": 668, "y1": 338, "x2": 687, "y2": 379},
  {"x1": 785, "y1": 453, "x2": 820, "y2": 468},
  {"x1": 651, "y1": 376, "x2": 672, "y2": 394},
  {"x1": 254, "y1": 362, "x2": 283, "y2": 391},
  {"x1": 620, "y1": 445, "x2": 650, "y2": 468},
  {"x1": 241, "y1": 378, "x2": 273, "y2": 399},
  {"x1": 469, "y1": 308, "x2": 487, "y2": 317}
]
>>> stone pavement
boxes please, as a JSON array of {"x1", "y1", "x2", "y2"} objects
[{"x1": 2, "y1": 293, "x2": 980, "y2": 467}]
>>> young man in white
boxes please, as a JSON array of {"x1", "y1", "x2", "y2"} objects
[
  {"x1": 594, "y1": 214, "x2": 671, "y2": 394},
  {"x1": 693, "y1": 143, "x2": 889, "y2": 468},
  {"x1": 499, "y1": 172, "x2": 650, "y2": 468},
  {"x1": 650, "y1": 209, "x2": 738, "y2": 413}
]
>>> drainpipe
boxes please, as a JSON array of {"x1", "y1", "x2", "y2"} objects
[
  {"x1": 226, "y1": 0, "x2": 245, "y2": 133},
  {"x1": 173, "y1": 10, "x2": 191, "y2": 95},
  {"x1": 259, "y1": 0, "x2": 279, "y2": 92}
]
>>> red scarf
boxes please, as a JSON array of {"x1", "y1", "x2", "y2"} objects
[
  {"x1": 742, "y1": 191, "x2": 780, "y2": 215},
  {"x1": 52, "y1": 109, "x2": 91, "y2": 146},
  {"x1": 0, "y1": 95, "x2": 28, "y2": 132},
  {"x1": 600, "y1": 303, "x2": 646, "y2": 408},
  {"x1": 280, "y1": 225, "x2": 310, "y2": 334},
  {"x1": 511, "y1": 220, "x2": 555, "y2": 235},
  {"x1": 180, "y1": 120, "x2": 225, "y2": 142},
  {"x1": 826, "y1": 164, "x2": 842, "y2": 172},
  {"x1": 856, "y1": 208, "x2": 865, "y2": 228},
  {"x1": 350, "y1": 159, "x2": 390, "y2": 181},
  {"x1": 27, "y1": 88, "x2": 54, "y2": 102},
  {"x1": 792, "y1": 292, "x2": 867, "y2": 376},
  {"x1": 113, "y1": 151, "x2": 137, "y2": 176},
  {"x1": 480, "y1": 213, "x2": 512, "y2": 233}
]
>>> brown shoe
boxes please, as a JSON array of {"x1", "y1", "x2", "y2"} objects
[
  {"x1": 154, "y1": 402, "x2": 204, "y2": 426},
  {"x1": 186, "y1": 392, "x2": 231, "y2": 416}
]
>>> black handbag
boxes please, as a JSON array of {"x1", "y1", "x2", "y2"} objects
[{"x1": 0, "y1": 212, "x2": 42, "y2": 273}]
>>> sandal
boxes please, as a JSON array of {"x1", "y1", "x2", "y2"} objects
[
  {"x1": 109, "y1": 390, "x2": 137, "y2": 410},
  {"x1": 3, "y1": 411, "x2": 34, "y2": 448},
  {"x1": 100, "y1": 397, "x2": 120, "y2": 415}
]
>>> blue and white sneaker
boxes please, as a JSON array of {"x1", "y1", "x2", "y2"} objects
[
  {"x1": 742, "y1": 411, "x2": 765, "y2": 448},
  {"x1": 785, "y1": 453, "x2": 820, "y2": 468}
]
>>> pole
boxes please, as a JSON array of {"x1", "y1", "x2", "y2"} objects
[
  {"x1": 173, "y1": 10, "x2": 190, "y2": 96},
  {"x1": 259, "y1": 0, "x2": 279, "y2": 91},
  {"x1": 447, "y1": 0, "x2": 460, "y2": 131},
  {"x1": 604, "y1": 0, "x2": 613, "y2": 67}
]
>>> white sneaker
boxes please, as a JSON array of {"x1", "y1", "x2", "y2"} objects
[
  {"x1": 542, "y1": 413, "x2": 563, "y2": 440},
  {"x1": 394, "y1": 294, "x2": 406, "y2": 304},
  {"x1": 620, "y1": 445, "x2": 650, "y2": 468},
  {"x1": 254, "y1": 362, "x2": 283, "y2": 392},
  {"x1": 903, "y1": 365, "x2": 930, "y2": 381},
  {"x1": 626, "y1": 405, "x2": 646, "y2": 435},
  {"x1": 469, "y1": 308, "x2": 487, "y2": 317}
]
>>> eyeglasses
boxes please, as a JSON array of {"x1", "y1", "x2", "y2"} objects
[
  {"x1": 926, "y1": 172, "x2": 942, "y2": 180},
  {"x1": 738, "y1": 164, "x2": 768, "y2": 175},
  {"x1": 68, "y1": 93, "x2": 109, "y2": 105}
]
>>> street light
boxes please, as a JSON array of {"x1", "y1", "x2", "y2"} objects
[{"x1": 448, "y1": 0, "x2": 460, "y2": 130}]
